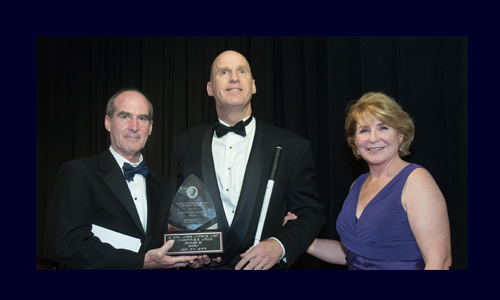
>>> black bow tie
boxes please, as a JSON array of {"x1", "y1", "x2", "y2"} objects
[
  {"x1": 214, "y1": 115, "x2": 253, "y2": 138},
  {"x1": 123, "y1": 161, "x2": 149, "y2": 182}
]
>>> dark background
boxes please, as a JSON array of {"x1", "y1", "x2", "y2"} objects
[{"x1": 36, "y1": 36, "x2": 467, "y2": 270}]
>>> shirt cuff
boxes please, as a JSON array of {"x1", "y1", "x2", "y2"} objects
[{"x1": 268, "y1": 237, "x2": 286, "y2": 262}]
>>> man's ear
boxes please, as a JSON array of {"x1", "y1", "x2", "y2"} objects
[
  {"x1": 105, "y1": 115, "x2": 111, "y2": 132},
  {"x1": 207, "y1": 82, "x2": 213, "y2": 97}
]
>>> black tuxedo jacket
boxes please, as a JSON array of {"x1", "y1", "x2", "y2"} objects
[
  {"x1": 174, "y1": 119, "x2": 325, "y2": 269},
  {"x1": 47, "y1": 149, "x2": 174, "y2": 269}
]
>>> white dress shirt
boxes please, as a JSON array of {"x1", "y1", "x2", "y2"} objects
[
  {"x1": 212, "y1": 115, "x2": 255, "y2": 226},
  {"x1": 212, "y1": 117, "x2": 286, "y2": 260},
  {"x1": 109, "y1": 146, "x2": 148, "y2": 233}
]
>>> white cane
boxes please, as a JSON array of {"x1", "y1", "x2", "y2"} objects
[{"x1": 253, "y1": 146, "x2": 282, "y2": 246}]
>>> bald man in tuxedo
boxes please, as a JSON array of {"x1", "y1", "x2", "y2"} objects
[{"x1": 174, "y1": 51, "x2": 325, "y2": 270}]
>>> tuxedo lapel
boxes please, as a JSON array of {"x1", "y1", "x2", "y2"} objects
[
  {"x1": 144, "y1": 170, "x2": 161, "y2": 248},
  {"x1": 200, "y1": 125, "x2": 230, "y2": 234},
  {"x1": 224, "y1": 120, "x2": 266, "y2": 253},
  {"x1": 99, "y1": 150, "x2": 146, "y2": 237},
  {"x1": 199, "y1": 121, "x2": 267, "y2": 264}
]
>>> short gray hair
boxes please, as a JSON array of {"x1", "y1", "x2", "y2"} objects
[{"x1": 106, "y1": 88, "x2": 153, "y2": 120}]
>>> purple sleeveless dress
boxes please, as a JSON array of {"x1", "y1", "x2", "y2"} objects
[{"x1": 336, "y1": 163, "x2": 425, "y2": 270}]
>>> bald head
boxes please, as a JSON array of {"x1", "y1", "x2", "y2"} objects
[
  {"x1": 207, "y1": 50, "x2": 256, "y2": 125},
  {"x1": 210, "y1": 50, "x2": 253, "y2": 82}
]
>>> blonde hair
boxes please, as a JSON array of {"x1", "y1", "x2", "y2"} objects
[{"x1": 345, "y1": 92, "x2": 414, "y2": 159}]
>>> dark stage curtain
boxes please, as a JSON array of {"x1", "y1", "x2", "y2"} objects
[{"x1": 36, "y1": 36, "x2": 468, "y2": 270}]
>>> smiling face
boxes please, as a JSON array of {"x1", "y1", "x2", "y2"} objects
[
  {"x1": 354, "y1": 113, "x2": 404, "y2": 166},
  {"x1": 207, "y1": 51, "x2": 256, "y2": 120},
  {"x1": 104, "y1": 91, "x2": 153, "y2": 163}
]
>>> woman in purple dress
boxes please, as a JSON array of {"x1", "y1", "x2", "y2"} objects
[{"x1": 286, "y1": 92, "x2": 452, "y2": 270}]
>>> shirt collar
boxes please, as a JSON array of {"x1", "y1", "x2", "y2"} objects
[
  {"x1": 109, "y1": 145, "x2": 143, "y2": 170},
  {"x1": 217, "y1": 114, "x2": 253, "y2": 127}
]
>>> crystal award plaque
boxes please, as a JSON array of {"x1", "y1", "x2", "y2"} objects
[{"x1": 164, "y1": 174, "x2": 223, "y2": 257}]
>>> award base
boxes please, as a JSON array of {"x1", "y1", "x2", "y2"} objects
[{"x1": 164, "y1": 230, "x2": 223, "y2": 258}]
